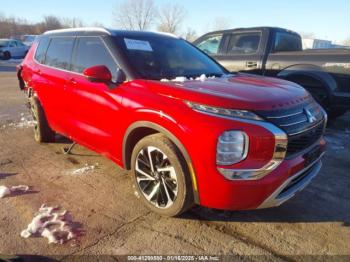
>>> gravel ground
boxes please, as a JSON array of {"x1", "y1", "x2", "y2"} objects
[{"x1": 0, "y1": 68, "x2": 349, "y2": 260}]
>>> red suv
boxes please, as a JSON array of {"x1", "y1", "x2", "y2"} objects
[{"x1": 17, "y1": 28, "x2": 327, "y2": 216}]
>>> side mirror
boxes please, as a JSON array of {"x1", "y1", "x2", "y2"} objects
[{"x1": 83, "y1": 65, "x2": 112, "y2": 83}]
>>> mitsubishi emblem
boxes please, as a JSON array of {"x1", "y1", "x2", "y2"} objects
[{"x1": 304, "y1": 108, "x2": 317, "y2": 123}]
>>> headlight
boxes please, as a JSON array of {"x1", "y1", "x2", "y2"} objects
[
  {"x1": 185, "y1": 101, "x2": 263, "y2": 121},
  {"x1": 217, "y1": 131, "x2": 249, "y2": 166}
]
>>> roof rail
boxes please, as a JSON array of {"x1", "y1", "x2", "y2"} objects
[{"x1": 43, "y1": 27, "x2": 111, "y2": 35}]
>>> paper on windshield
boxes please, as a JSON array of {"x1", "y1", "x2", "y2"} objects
[{"x1": 124, "y1": 38, "x2": 153, "y2": 52}]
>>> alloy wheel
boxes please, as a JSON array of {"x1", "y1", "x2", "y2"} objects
[{"x1": 135, "y1": 146, "x2": 178, "y2": 209}]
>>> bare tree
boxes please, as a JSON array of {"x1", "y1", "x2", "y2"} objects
[
  {"x1": 61, "y1": 17, "x2": 85, "y2": 28},
  {"x1": 0, "y1": 14, "x2": 90, "y2": 38},
  {"x1": 113, "y1": 0, "x2": 157, "y2": 30},
  {"x1": 157, "y1": 3, "x2": 186, "y2": 34},
  {"x1": 183, "y1": 27, "x2": 197, "y2": 42},
  {"x1": 211, "y1": 17, "x2": 232, "y2": 31},
  {"x1": 42, "y1": 15, "x2": 63, "y2": 31},
  {"x1": 91, "y1": 22, "x2": 105, "y2": 27}
]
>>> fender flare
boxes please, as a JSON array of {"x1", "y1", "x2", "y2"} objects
[
  {"x1": 122, "y1": 120, "x2": 200, "y2": 204},
  {"x1": 277, "y1": 64, "x2": 337, "y2": 96}
]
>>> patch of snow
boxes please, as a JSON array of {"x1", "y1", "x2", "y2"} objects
[
  {"x1": 71, "y1": 163, "x2": 99, "y2": 175},
  {"x1": 1, "y1": 114, "x2": 35, "y2": 130},
  {"x1": 173, "y1": 76, "x2": 188, "y2": 83},
  {"x1": 0, "y1": 185, "x2": 30, "y2": 198},
  {"x1": 195, "y1": 74, "x2": 208, "y2": 82},
  {"x1": 21, "y1": 204, "x2": 78, "y2": 244},
  {"x1": 160, "y1": 74, "x2": 218, "y2": 83},
  {"x1": 0, "y1": 186, "x2": 11, "y2": 198}
]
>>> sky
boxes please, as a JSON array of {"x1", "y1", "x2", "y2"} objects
[{"x1": 2, "y1": 0, "x2": 350, "y2": 43}]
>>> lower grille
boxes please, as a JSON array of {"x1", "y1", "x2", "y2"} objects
[{"x1": 278, "y1": 160, "x2": 320, "y2": 197}]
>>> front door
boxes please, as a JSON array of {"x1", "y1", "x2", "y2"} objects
[
  {"x1": 217, "y1": 31, "x2": 264, "y2": 74},
  {"x1": 65, "y1": 36, "x2": 122, "y2": 154}
]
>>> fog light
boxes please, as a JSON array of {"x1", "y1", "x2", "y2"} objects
[{"x1": 217, "y1": 131, "x2": 249, "y2": 166}]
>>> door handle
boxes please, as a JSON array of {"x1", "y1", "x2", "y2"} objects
[
  {"x1": 246, "y1": 61, "x2": 258, "y2": 68},
  {"x1": 69, "y1": 78, "x2": 77, "y2": 85}
]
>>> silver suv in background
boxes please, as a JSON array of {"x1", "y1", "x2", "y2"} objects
[{"x1": 0, "y1": 39, "x2": 29, "y2": 60}]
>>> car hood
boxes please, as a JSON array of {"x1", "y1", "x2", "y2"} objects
[{"x1": 146, "y1": 73, "x2": 310, "y2": 111}]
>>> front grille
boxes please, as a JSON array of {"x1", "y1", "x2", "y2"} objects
[
  {"x1": 287, "y1": 122, "x2": 324, "y2": 155},
  {"x1": 257, "y1": 99, "x2": 325, "y2": 157}
]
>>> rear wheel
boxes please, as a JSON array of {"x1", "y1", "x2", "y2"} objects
[
  {"x1": 131, "y1": 134, "x2": 194, "y2": 217},
  {"x1": 29, "y1": 96, "x2": 55, "y2": 143}
]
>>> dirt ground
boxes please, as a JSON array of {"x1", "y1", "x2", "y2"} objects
[{"x1": 0, "y1": 63, "x2": 349, "y2": 260}]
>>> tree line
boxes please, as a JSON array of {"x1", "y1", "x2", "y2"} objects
[
  {"x1": 113, "y1": 0, "x2": 197, "y2": 41},
  {"x1": 0, "y1": 0, "x2": 234, "y2": 42},
  {"x1": 0, "y1": 14, "x2": 88, "y2": 39}
]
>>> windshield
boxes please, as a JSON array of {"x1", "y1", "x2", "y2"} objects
[
  {"x1": 114, "y1": 35, "x2": 227, "y2": 80},
  {"x1": 0, "y1": 40, "x2": 9, "y2": 47}
]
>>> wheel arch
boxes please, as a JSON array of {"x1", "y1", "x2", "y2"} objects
[
  {"x1": 123, "y1": 121, "x2": 200, "y2": 204},
  {"x1": 277, "y1": 64, "x2": 338, "y2": 107}
]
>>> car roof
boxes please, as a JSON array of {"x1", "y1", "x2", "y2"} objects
[
  {"x1": 199, "y1": 26, "x2": 300, "y2": 37},
  {"x1": 43, "y1": 27, "x2": 178, "y2": 39}
]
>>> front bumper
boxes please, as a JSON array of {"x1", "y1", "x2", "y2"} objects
[
  {"x1": 197, "y1": 138, "x2": 326, "y2": 211},
  {"x1": 258, "y1": 153, "x2": 323, "y2": 209}
]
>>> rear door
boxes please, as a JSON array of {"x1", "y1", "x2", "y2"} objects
[
  {"x1": 33, "y1": 36, "x2": 75, "y2": 134},
  {"x1": 65, "y1": 36, "x2": 122, "y2": 154},
  {"x1": 219, "y1": 30, "x2": 265, "y2": 74}
]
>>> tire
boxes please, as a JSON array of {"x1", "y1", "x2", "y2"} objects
[
  {"x1": 131, "y1": 134, "x2": 194, "y2": 217},
  {"x1": 3, "y1": 51, "x2": 11, "y2": 60},
  {"x1": 29, "y1": 96, "x2": 55, "y2": 143}
]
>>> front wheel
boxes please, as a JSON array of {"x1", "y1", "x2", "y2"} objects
[{"x1": 131, "y1": 134, "x2": 194, "y2": 217}]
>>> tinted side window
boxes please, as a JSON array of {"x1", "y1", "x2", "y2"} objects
[
  {"x1": 227, "y1": 33, "x2": 261, "y2": 55},
  {"x1": 45, "y1": 37, "x2": 75, "y2": 70},
  {"x1": 72, "y1": 37, "x2": 118, "y2": 81},
  {"x1": 196, "y1": 34, "x2": 223, "y2": 55},
  {"x1": 9, "y1": 41, "x2": 17, "y2": 47},
  {"x1": 274, "y1": 32, "x2": 302, "y2": 52},
  {"x1": 34, "y1": 37, "x2": 50, "y2": 63},
  {"x1": 16, "y1": 41, "x2": 25, "y2": 46}
]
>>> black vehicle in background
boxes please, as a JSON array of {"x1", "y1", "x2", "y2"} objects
[{"x1": 194, "y1": 27, "x2": 350, "y2": 118}]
